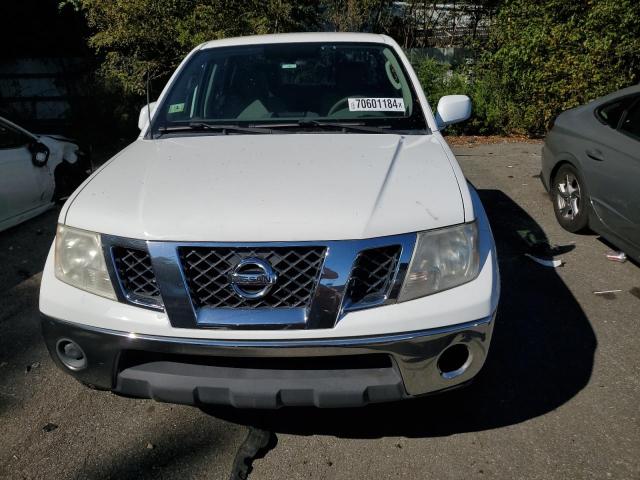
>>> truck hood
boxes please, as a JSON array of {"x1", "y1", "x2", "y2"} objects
[{"x1": 64, "y1": 134, "x2": 465, "y2": 241}]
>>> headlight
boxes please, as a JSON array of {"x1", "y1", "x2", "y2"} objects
[
  {"x1": 399, "y1": 222, "x2": 480, "y2": 302},
  {"x1": 54, "y1": 224, "x2": 116, "y2": 300}
]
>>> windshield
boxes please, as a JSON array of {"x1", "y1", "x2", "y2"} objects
[{"x1": 151, "y1": 42, "x2": 427, "y2": 136}]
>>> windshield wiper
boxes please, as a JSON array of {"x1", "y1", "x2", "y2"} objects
[
  {"x1": 303, "y1": 120, "x2": 394, "y2": 134},
  {"x1": 157, "y1": 122, "x2": 275, "y2": 135},
  {"x1": 256, "y1": 120, "x2": 394, "y2": 134}
]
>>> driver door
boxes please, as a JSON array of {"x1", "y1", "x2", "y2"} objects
[
  {"x1": 584, "y1": 96, "x2": 640, "y2": 249},
  {"x1": 0, "y1": 121, "x2": 45, "y2": 226}
]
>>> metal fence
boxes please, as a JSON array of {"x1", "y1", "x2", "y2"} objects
[
  {"x1": 0, "y1": 57, "x2": 87, "y2": 133},
  {"x1": 405, "y1": 47, "x2": 474, "y2": 65}
]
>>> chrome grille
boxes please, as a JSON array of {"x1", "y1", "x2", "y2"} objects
[
  {"x1": 347, "y1": 246, "x2": 401, "y2": 305},
  {"x1": 179, "y1": 247, "x2": 326, "y2": 309},
  {"x1": 113, "y1": 247, "x2": 161, "y2": 301}
]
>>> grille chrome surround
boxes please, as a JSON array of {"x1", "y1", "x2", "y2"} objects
[
  {"x1": 102, "y1": 233, "x2": 416, "y2": 329},
  {"x1": 179, "y1": 246, "x2": 326, "y2": 309},
  {"x1": 111, "y1": 246, "x2": 162, "y2": 309},
  {"x1": 346, "y1": 246, "x2": 402, "y2": 308}
]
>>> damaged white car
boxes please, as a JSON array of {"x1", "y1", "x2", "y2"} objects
[{"x1": 0, "y1": 116, "x2": 89, "y2": 232}]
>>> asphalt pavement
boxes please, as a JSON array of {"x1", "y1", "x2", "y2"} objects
[{"x1": 0, "y1": 142, "x2": 638, "y2": 479}]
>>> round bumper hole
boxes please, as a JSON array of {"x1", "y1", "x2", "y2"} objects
[
  {"x1": 56, "y1": 339, "x2": 87, "y2": 370},
  {"x1": 437, "y1": 343, "x2": 471, "y2": 380}
]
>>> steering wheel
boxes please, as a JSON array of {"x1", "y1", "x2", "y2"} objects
[{"x1": 327, "y1": 95, "x2": 365, "y2": 117}]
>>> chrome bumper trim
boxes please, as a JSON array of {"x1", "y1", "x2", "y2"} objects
[
  {"x1": 44, "y1": 316, "x2": 491, "y2": 347},
  {"x1": 41, "y1": 313, "x2": 495, "y2": 400}
]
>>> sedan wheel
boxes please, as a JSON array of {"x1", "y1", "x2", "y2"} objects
[
  {"x1": 552, "y1": 164, "x2": 589, "y2": 233},
  {"x1": 557, "y1": 172, "x2": 581, "y2": 219}
]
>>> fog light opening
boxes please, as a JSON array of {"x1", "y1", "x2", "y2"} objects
[
  {"x1": 437, "y1": 343, "x2": 471, "y2": 380},
  {"x1": 56, "y1": 338, "x2": 87, "y2": 371}
]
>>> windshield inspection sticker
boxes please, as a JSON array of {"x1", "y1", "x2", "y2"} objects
[
  {"x1": 168, "y1": 103, "x2": 185, "y2": 114},
  {"x1": 348, "y1": 98, "x2": 405, "y2": 112}
]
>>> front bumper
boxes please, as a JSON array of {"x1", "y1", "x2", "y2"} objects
[{"x1": 41, "y1": 314, "x2": 494, "y2": 408}]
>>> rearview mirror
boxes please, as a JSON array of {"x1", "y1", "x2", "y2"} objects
[
  {"x1": 436, "y1": 95, "x2": 472, "y2": 129},
  {"x1": 138, "y1": 101, "x2": 158, "y2": 130},
  {"x1": 29, "y1": 142, "x2": 50, "y2": 167}
]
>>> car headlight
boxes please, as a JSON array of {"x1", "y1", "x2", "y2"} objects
[
  {"x1": 54, "y1": 224, "x2": 116, "y2": 300},
  {"x1": 399, "y1": 222, "x2": 480, "y2": 302}
]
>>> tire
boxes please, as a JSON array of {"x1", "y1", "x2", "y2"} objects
[{"x1": 552, "y1": 164, "x2": 590, "y2": 233}]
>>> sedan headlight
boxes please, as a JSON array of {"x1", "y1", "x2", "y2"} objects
[
  {"x1": 54, "y1": 224, "x2": 116, "y2": 300},
  {"x1": 399, "y1": 222, "x2": 480, "y2": 302}
]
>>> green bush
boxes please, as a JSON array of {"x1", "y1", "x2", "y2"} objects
[
  {"x1": 478, "y1": 0, "x2": 640, "y2": 136},
  {"x1": 64, "y1": 0, "x2": 640, "y2": 138},
  {"x1": 414, "y1": 58, "x2": 472, "y2": 134},
  {"x1": 415, "y1": 0, "x2": 640, "y2": 137},
  {"x1": 62, "y1": 0, "x2": 321, "y2": 95},
  {"x1": 414, "y1": 58, "x2": 506, "y2": 135},
  {"x1": 414, "y1": 58, "x2": 469, "y2": 108}
]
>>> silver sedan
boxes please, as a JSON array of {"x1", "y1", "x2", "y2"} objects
[{"x1": 541, "y1": 85, "x2": 640, "y2": 262}]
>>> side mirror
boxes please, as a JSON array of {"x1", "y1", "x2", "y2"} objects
[
  {"x1": 435, "y1": 95, "x2": 472, "y2": 129},
  {"x1": 138, "y1": 101, "x2": 158, "y2": 130},
  {"x1": 29, "y1": 142, "x2": 50, "y2": 167}
]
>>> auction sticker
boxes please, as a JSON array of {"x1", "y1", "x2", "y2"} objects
[
  {"x1": 168, "y1": 103, "x2": 185, "y2": 114},
  {"x1": 348, "y1": 98, "x2": 405, "y2": 112}
]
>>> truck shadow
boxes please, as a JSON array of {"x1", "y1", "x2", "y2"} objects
[{"x1": 203, "y1": 189, "x2": 597, "y2": 438}]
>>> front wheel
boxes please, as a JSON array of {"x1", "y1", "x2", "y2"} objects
[{"x1": 552, "y1": 164, "x2": 589, "y2": 233}]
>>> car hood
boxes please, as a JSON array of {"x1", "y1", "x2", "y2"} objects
[{"x1": 64, "y1": 134, "x2": 465, "y2": 241}]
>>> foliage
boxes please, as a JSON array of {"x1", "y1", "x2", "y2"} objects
[
  {"x1": 477, "y1": 0, "x2": 640, "y2": 135},
  {"x1": 415, "y1": 0, "x2": 640, "y2": 136},
  {"x1": 391, "y1": 0, "x2": 498, "y2": 48},
  {"x1": 61, "y1": 0, "x2": 498, "y2": 96},
  {"x1": 415, "y1": 57, "x2": 469, "y2": 108},
  {"x1": 62, "y1": 0, "x2": 640, "y2": 138},
  {"x1": 322, "y1": 0, "x2": 394, "y2": 33},
  {"x1": 414, "y1": 57, "x2": 503, "y2": 135},
  {"x1": 62, "y1": 0, "x2": 321, "y2": 95}
]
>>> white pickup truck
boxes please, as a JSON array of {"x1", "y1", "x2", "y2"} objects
[{"x1": 39, "y1": 33, "x2": 499, "y2": 408}]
